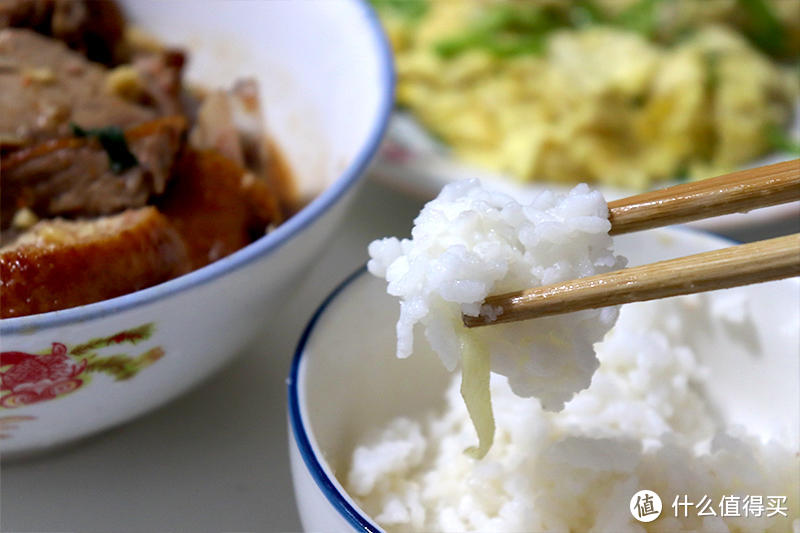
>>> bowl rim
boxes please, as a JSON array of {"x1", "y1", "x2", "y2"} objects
[
  {"x1": 288, "y1": 265, "x2": 380, "y2": 532},
  {"x1": 1, "y1": 0, "x2": 395, "y2": 335}
]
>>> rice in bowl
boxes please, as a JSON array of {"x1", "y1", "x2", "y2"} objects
[
  {"x1": 354, "y1": 179, "x2": 799, "y2": 532},
  {"x1": 345, "y1": 294, "x2": 799, "y2": 532}
]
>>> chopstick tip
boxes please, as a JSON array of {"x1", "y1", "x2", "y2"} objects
[{"x1": 463, "y1": 303, "x2": 505, "y2": 328}]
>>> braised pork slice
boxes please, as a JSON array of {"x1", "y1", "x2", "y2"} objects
[
  {"x1": 128, "y1": 49, "x2": 187, "y2": 116},
  {"x1": 0, "y1": 0, "x2": 125, "y2": 64},
  {"x1": 0, "y1": 207, "x2": 192, "y2": 318},
  {"x1": 0, "y1": 28, "x2": 156, "y2": 149},
  {"x1": 1, "y1": 116, "x2": 186, "y2": 229},
  {"x1": 189, "y1": 79, "x2": 299, "y2": 217},
  {"x1": 158, "y1": 148, "x2": 282, "y2": 268}
]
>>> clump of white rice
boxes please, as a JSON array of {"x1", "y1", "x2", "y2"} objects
[
  {"x1": 368, "y1": 179, "x2": 626, "y2": 412},
  {"x1": 346, "y1": 296, "x2": 800, "y2": 532}
]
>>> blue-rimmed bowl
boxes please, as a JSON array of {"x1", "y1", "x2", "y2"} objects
[
  {"x1": 288, "y1": 228, "x2": 799, "y2": 532},
  {"x1": 0, "y1": 0, "x2": 394, "y2": 458}
]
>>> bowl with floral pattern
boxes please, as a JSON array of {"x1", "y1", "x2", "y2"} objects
[{"x1": 0, "y1": 0, "x2": 393, "y2": 458}]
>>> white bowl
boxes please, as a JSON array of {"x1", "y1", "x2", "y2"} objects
[
  {"x1": 288, "y1": 228, "x2": 799, "y2": 532},
  {"x1": 0, "y1": 0, "x2": 393, "y2": 458}
]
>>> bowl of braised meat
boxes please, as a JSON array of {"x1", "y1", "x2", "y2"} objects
[{"x1": 0, "y1": 0, "x2": 393, "y2": 457}]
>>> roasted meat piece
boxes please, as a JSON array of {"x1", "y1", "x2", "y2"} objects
[
  {"x1": 1, "y1": 116, "x2": 186, "y2": 229},
  {"x1": 0, "y1": 2, "x2": 295, "y2": 318},
  {"x1": 158, "y1": 148, "x2": 282, "y2": 268},
  {"x1": 128, "y1": 49, "x2": 187, "y2": 116},
  {"x1": 0, "y1": 28, "x2": 156, "y2": 148},
  {"x1": 189, "y1": 79, "x2": 299, "y2": 217},
  {"x1": 0, "y1": 0, "x2": 125, "y2": 64},
  {"x1": 0, "y1": 207, "x2": 192, "y2": 318}
]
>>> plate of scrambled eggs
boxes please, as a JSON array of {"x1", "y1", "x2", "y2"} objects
[{"x1": 370, "y1": 0, "x2": 800, "y2": 229}]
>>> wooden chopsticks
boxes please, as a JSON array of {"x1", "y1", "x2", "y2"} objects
[
  {"x1": 607, "y1": 159, "x2": 800, "y2": 235},
  {"x1": 464, "y1": 234, "x2": 799, "y2": 327},
  {"x1": 463, "y1": 159, "x2": 800, "y2": 328}
]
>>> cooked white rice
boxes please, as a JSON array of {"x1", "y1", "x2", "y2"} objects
[
  {"x1": 367, "y1": 179, "x2": 626, "y2": 412},
  {"x1": 346, "y1": 296, "x2": 800, "y2": 532}
]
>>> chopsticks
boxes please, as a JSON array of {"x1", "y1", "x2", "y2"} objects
[
  {"x1": 463, "y1": 159, "x2": 800, "y2": 328},
  {"x1": 464, "y1": 234, "x2": 799, "y2": 327},
  {"x1": 607, "y1": 158, "x2": 800, "y2": 235}
]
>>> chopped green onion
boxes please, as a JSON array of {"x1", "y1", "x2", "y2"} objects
[
  {"x1": 434, "y1": 4, "x2": 561, "y2": 59},
  {"x1": 736, "y1": 0, "x2": 785, "y2": 57},
  {"x1": 369, "y1": 0, "x2": 428, "y2": 21},
  {"x1": 614, "y1": 0, "x2": 661, "y2": 39},
  {"x1": 569, "y1": 0, "x2": 606, "y2": 28},
  {"x1": 766, "y1": 124, "x2": 800, "y2": 155}
]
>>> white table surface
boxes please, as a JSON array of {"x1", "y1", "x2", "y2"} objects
[{"x1": 2, "y1": 175, "x2": 797, "y2": 533}]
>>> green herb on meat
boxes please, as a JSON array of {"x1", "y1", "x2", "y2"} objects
[{"x1": 71, "y1": 123, "x2": 139, "y2": 173}]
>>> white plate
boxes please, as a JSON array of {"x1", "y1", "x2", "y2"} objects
[{"x1": 371, "y1": 111, "x2": 800, "y2": 234}]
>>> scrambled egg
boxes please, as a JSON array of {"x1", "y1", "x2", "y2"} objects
[{"x1": 381, "y1": 1, "x2": 799, "y2": 189}]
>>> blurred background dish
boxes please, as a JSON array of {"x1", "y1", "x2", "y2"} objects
[{"x1": 369, "y1": 0, "x2": 800, "y2": 232}]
